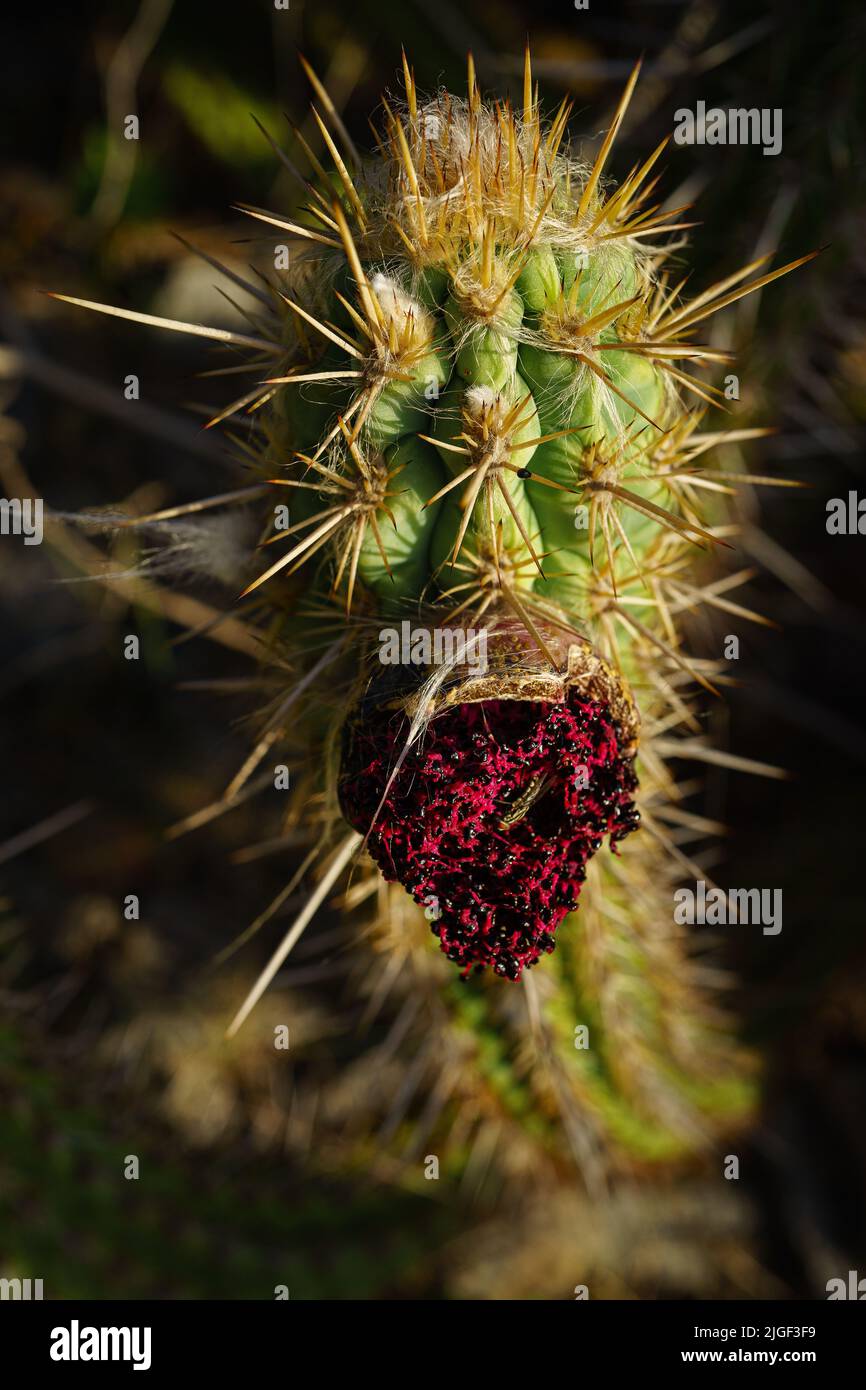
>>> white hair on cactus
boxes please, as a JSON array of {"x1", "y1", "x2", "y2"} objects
[
  {"x1": 55, "y1": 509, "x2": 259, "y2": 587},
  {"x1": 370, "y1": 272, "x2": 432, "y2": 344},
  {"x1": 464, "y1": 385, "x2": 496, "y2": 416},
  {"x1": 422, "y1": 112, "x2": 441, "y2": 142},
  {"x1": 371, "y1": 273, "x2": 415, "y2": 319}
]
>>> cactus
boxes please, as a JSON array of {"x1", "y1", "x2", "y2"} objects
[{"x1": 53, "y1": 50, "x2": 815, "y2": 1183}]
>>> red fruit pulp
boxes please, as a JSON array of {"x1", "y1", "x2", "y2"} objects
[{"x1": 339, "y1": 693, "x2": 639, "y2": 979}]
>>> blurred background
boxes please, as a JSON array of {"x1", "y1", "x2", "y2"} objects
[{"x1": 1, "y1": 0, "x2": 865, "y2": 1298}]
